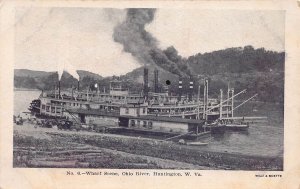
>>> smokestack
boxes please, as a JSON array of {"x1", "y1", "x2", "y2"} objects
[
  {"x1": 144, "y1": 68, "x2": 149, "y2": 98},
  {"x1": 57, "y1": 81, "x2": 61, "y2": 99},
  {"x1": 154, "y1": 69, "x2": 159, "y2": 93},
  {"x1": 178, "y1": 76, "x2": 183, "y2": 101},
  {"x1": 189, "y1": 76, "x2": 194, "y2": 101},
  {"x1": 71, "y1": 85, "x2": 74, "y2": 99},
  {"x1": 163, "y1": 85, "x2": 169, "y2": 96},
  {"x1": 77, "y1": 81, "x2": 80, "y2": 91}
]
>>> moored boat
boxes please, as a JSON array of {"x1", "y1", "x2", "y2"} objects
[
  {"x1": 225, "y1": 123, "x2": 249, "y2": 131},
  {"x1": 202, "y1": 121, "x2": 226, "y2": 134}
]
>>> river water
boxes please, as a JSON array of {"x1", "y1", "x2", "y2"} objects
[{"x1": 14, "y1": 90, "x2": 284, "y2": 158}]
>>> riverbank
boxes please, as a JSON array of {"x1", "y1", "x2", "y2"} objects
[{"x1": 13, "y1": 123, "x2": 283, "y2": 170}]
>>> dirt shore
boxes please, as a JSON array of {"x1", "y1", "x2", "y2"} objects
[{"x1": 13, "y1": 123, "x2": 283, "y2": 170}]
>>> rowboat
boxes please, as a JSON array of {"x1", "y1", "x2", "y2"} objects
[
  {"x1": 186, "y1": 141, "x2": 209, "y2": 146},
  {"x1": 225, "y1": 123, "x2": 249, "y2": 131}
]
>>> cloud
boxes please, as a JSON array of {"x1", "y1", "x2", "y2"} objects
[
  {"x1": 15, "y1": 7, "x2": 140, "y2": 77},
  {"x1": 146, "y1": 9, "x2": 285, "y2": 57},
  {"x1": 15, "y1": 8, "x2": 285, "y2": 77}
]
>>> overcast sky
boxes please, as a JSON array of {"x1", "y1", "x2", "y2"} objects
[{"x1": 15, "y1": 7, "x2": 285, "y2": 77}]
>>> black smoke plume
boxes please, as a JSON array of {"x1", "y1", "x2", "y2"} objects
[{"x1": 113, "y1": 8, "x2": 192, "y2": 77}]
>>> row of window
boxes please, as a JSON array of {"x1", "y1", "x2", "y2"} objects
[
  {"x1": 124, "y1": 108, "x2": 147, "y2": 114},
  {"x1": 130, "y1": 119, "x2": 153, "y2": 129},
  {"x1": 49, "y1": 101, "x2": 82, "y2": 107},
  {"x1": 89, "y1": 95, "x2": 142, "y2": 100},
  {"x1": 42, "y1": 104, "x2": 62, "y2": 114}
]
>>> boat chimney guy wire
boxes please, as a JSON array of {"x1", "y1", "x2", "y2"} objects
[{"x1": 205, "y1": 89, "x2": 246, "y2": 114}]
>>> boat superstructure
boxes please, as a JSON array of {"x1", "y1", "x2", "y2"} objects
[{"x1": 28, "y1": 68, "x2": 264, "y2": 137}]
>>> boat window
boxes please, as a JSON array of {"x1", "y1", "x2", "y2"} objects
[
  {"x1": 42, "y1": 104, "x2": 45, "y2": 110},
  {"x1": 130, "y1": 120, "x2": 135, "y2": 127},
  {"x1": 143, "y1": 108, "x2": 146, "y2": 114},
  {"x1": 148, "y1": 121, "x2": 153, "y2": 129},
  {"x1": 137, "y1": 120, "x2": 140, "y2": 126},
  {"x1": 125, "y1": 108, "x2": 129, "y2": 114},
  {"x1": 143, "y1": 121, "x2": 147, "y2": 128}
]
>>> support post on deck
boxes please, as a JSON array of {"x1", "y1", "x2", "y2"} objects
[
  {"x1": 203, "y1": 81, "x2": 206, "y2": 120},
  {"x1": 197, "y1": 85, "x2": 200, "y2": 119},
  {"x1": 227, "y1": 83, "x2": 230, "y2": 117},
  {"x1": 220, "y1": 89, "x2": 223, "y2": 120},
  {"x1": 205, "y1": 79, "x2": 209, "y2": 121},
  {"x1": 231, "y1": 88, "x2": 235, "y2": 117}
]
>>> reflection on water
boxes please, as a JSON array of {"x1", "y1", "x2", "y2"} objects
[
  {"x1": 14, "y1": 90, "x2": 284, "y2": 157},
  {"x1": 203, "y1": 124, "x2": 284, "y2": 157}
]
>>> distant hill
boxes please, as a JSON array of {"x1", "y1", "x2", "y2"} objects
[
  {"x1": 186, "y1": 46, "x2": 284, "y2": 75},
  {"x1": 185, "y1": 46, "x2": 284, "y2": 102},
  {"x1": 14, "y1": 46, "x2": 284, "y2": 103},
  {"x1": 14, "y1": 69, "x2": 54, "y2": 78},
  {"x1": 14, "y1": 69, "x2": 103, "y2": 90},
  {"x1": 14, "y1": 69, "x2": 103, "y2": 80},
  {"x1": 77, "y1": 70, "x2": 103, "y2": 80}
]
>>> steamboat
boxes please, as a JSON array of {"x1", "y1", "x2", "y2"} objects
[{"x1": 27, "y1": 68, "x2": 264, "y2": 137}]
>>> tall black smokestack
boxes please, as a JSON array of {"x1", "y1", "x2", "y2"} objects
[
  {"x1": 58, "y1": 81, "x2": 61, "y2": 99},
  {"x1": 71, "y1": 85, "x2": 74, "y2": 99},
  {"x1": 189, "y1": 76, "x2": 194, "y2": 101},
  {"x1": 77, "y1": 81, "x2": 80, "y2": 91},
  {"x1": 178, "y1": 76, "x2": 183, "y2": 101},
  {"x1": 154, "y1": 69, "x2": 159, "y2": 93},
  {"x1": 144, "y1": 68, "x2": 149, "y2": 98}
]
